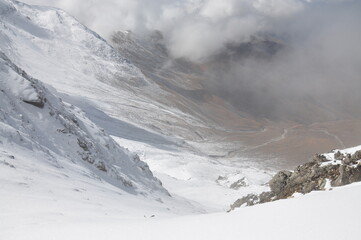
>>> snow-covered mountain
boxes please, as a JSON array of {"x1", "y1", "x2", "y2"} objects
[
  {"x1": 1, "y1": 0, "x2": 361, "y2": 239},
  {"x1": 0, "y1": 0, "x2": 212, "y2": 143},
  {"x1": 1, "y1": 1, "x2": 210, "y2": 230},
  {"x1": 0, "y1": 49, "x2": 168, "y2": 195},
  {"x1": 0, "y1": 0, "x2": 274, "y2": 210}
]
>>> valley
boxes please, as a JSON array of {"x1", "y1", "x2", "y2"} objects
[{"x1": 1, "y1": 0, "x2": 361, "y2": 239}]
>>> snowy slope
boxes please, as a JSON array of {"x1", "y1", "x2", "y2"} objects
[
  {"x1": 0, "y1": 0, "x2": 212, "y2": 141},
  {"x1": 0, "y1": 36, "x2": 206, "y2": 233},
  {"x1": 3, "y1": 180, "x2": 361, "y2": 240},
  {"x1": 2, "y1": 143, "x2": 361, "y2": 240},
  {"x1": 0, "y1": 0, "x2": 274, "y2": 210},
  {"x1": 0, "y1": 46, "x2": 171, "y2": 195}
]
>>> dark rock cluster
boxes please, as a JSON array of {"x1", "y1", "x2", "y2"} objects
[
  {"x1": 229, "y1": 150, "x2": 361, "y2": 211},
  {"x1": 230, "y1": 177, "x2": 248, "y2": 190}
]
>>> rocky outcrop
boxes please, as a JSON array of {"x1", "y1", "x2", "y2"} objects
[
  {"x1": 230, "y1": 177, "x2": 248, "y2": 190},
  {"x1": 216, "y1": 174, "x2": 249, "y2": 190},
  {"x1": 229, "y1": 149, "x2": 361, "y2": 211}
]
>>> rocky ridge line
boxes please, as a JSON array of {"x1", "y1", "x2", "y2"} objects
[{"x1": 229, "y1": 149, "x2": 361, "y2": 211}]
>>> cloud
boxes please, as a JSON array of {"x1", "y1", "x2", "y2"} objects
[
  {"x1": 22, "y1": 0, "x2": 308, "y2": 61},
  {"x1": 203, "y1": 0, "x2": 361, "y2": 121},
  {"x1": 22, "y1": 0, "x2": 361, "y2": 122}
]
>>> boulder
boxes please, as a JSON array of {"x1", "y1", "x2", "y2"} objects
[
  {"x1": 343, "y1": 154, "x2": 354, "y2": 165},
  {"x1": 334, "y1": 151, "x2": 344, "y2": 160},
  {"x1": 352, "y1": 150, "x2": 361, "y2": 161},
  {"x1": 269, "y1": 170, "x2": 292, "y2": 196},
  {"x1": 313, "y1": 154, "x2": 328, "y2": 163}
]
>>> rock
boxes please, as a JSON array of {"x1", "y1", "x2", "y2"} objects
[
  {"x1": 351, "y1": 150, "x2": 361, "y2": 161},
  {"x1": 352, "y1": 167, "x2": 361, "y2": 180},
  {"x1": 23, "y1": 98, "x2": 45, "y2": 108},
  {"x1": 96, "y1": 162, "x2": 107, "y2": 172},
  {"x1": 269, "y1": 170, "x2": 292, "y2": 195},
  {"x1": 57, "y1": 128, "x2": 70, "y2": 134},
  {"x1": 217, "y1": 176, "x2": 226, "y2": 182},
  {"x1": 77, "y1": 138, "x2": 89, "y2": 151},
  {"x1": 230, "y1": 148, "x2": 361, "y2": 211},
  {"x1": 343, "y1": 154, "x2": 354, "y2": 165},
  {"x1": 313, "y1": 154, "x2": 327, "y2": 163},
  {"x1": 259, "y1": 191, "x2": 276, "y2": 203},
  {"x1": 230, "y1": 177, "x2": 248, "y2": 190},
  {"x1": 318, "y1": 178, "x2": 328, "y2": 190},
  {"x1": 334, "y1": 151, "x2": 344, "y2": 160},
  {"x1": 333, "y1": 165, "x2": 351, "y2": 186},
  {"x1": 229, "y1": 193, "x2": 260, "y2": 210},
  {"x1": 228, "y1": 191, "x2": 276, "y2": 211},
  {"x1": 349, "y1": 166, "x2": 361, "y2": 183},
  {"x1": 301, "y1": 181, "x2": 318, "y2": 194}
]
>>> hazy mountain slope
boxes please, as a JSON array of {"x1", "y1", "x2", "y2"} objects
[
  {"x1": 111, "y1": 29, "x2": 361, "y2": 168},
  {"x1": 1, "y1": 0, "x2": 255, "y2": 166},
  {"x1": 111, "y1": 30, "x2": 263, "y2": 132},
  {"x1": 4, "y1": 0, "x2": 360, "y2": 172}
]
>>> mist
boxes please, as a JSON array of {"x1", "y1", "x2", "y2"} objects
[
  {"x1": 22, "y1": 0, "x2": 307, "y2": 61},
  {"x1": 22, "y1": 0, "x2": 361, "y2": 122},
  {"x1": 204, "y1": 1, "x2": 361, "y2": 122}
]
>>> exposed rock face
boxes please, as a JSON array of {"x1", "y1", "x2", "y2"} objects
[
  {"x1": 229, "y1": 149, "x2": 361, "y2": 211},
  {"x1": 334, "y1": 151, "x2": 344, "y2": 160},
  {"x1": 352, "y1": 150, "x2": 361, "y2": 161},
  {"x1": 216, "y1": 174, "x2": 249, "y2": 190},
  {"x1": 269, "y1": 170, "x2": 292, "y2": 197},
  {"x1": 230, "y1": 177, "x2": 249, "y2": 190},
  {"x1": 229, "y1": 192, "x2": 276, "y2": 210}
]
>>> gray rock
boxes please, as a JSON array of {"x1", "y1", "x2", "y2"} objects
[
  {"x1": 229, "y1": 193, "x2": 259, "y2": 210},
  {"x1": 301, "y1": 181, "x2": 318, "y2": 194},
  {"x1": 269, "y1": 170, "x2": 292, "y2": 195},
  {"x1": 230, "y1": 177, "x2": 248, "y2": 190},
  {"x1": 343, "y1": 154, "x2": 354, "y2": 165},
  {"x1": 230, "y1": 149, "x2": 361, "y2": 211},
  {"x1": 23, "y1": 98, "x2": 45, "y2": 108},
  {"x1": 334, "y1": 165, "x2": 351, "y2": 186},
  {"x1": 313, "y1": 154, "x2": 328, "y2": 163},
  {"x1": 351, "y1": 150, "x2": 361, "y2": 161},
  {"x1": 334, "y1": 151, "x2": 344, "y2": 160},
  {"x1": 349, "y1": 166, "x2": 361, "y2": 183},
  {"x1": 96, "y1": 162, "x2": 107, "y2": 172}
]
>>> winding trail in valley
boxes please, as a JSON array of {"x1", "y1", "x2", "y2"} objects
[
  {"x1": 226, "y1": 125, "x2": 301, "y2": 158},
  {"x1": 308, "y1": 122, "x2": 346, "y2": 149},
  {"x1": 315, "y1": 129, "x2": 346, "y2": 149}
]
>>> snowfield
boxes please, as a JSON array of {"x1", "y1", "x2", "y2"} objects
[{"x1": 3, "y1": 180, "x2": 361, "y2": 240}]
